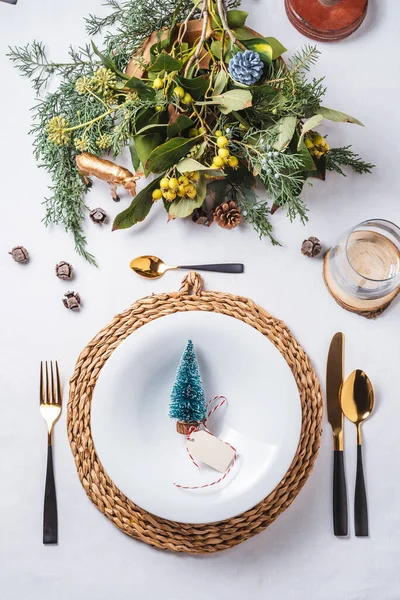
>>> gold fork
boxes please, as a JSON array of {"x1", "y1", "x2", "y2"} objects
[{"x1": 40, "y1": 361, "x2": 62, "y2": 544}]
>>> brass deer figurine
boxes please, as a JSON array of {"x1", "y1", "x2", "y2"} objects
[{"x1": 76, "y1": 152, "x2": 142, "y2": 201}]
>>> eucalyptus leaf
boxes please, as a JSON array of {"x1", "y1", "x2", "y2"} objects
[
  {"x1": 169, "y1": 174, "x2": 207, "y2": 218},
  {"x1": 210, "y1": 39, "x2": 222, "y2": 58},
  {"x1": 146, "y1": 137, "x2": 200, "y2": 173},
  {"x1": 263, "y1": 37, "x2": 287, "y2": 59},
  {"x1": 197, "y1": 89, "x2": 252, "y2": 114},
  {"x1": 148, "y1": 54, "x2": 183, "y2": 72},
  {"x1": 273, "y1": 116, "x2": 297, "y2": 151},
  {"x1": 129, "y1": 139, "x2": 140, "y2": 171},
  {"x1": 226, "y1": 9, "x2": 248, "y2": 27},
  {"x1": 135, "y1": 123, "x2": 168, "y2": 136},
  {"x1": 112, "y1": 177, "x2": 162, "y2": 230},
  {"x1": 242, "y1": 38, "x2": 273, "y2": 63},
  {"x1": 233, "y1": 26, "x2": 257, "y2": 41},
  {"x1": 193, "y1": 140, "x2": 207, "y2": 160},
  {"x1": 135, "y1": 133, "x2": 163, "y2": 176},
  {"x1": 176, "y1": 75, "x2": 209, "y2": 99},
  {"x1": 213, "y1": 69, "x2": 228, "y2": 96},
  {"x1": 167, "y1": 114, "x2": 194, "y2": 138},
  {"x1": 297, "y1": 114, "x2": 323, "y2": 150},
  {"x1": 177, "y1": 158, "x2": 224, "y2": 177},
  {"x1": 318, "y1": 106, "x2": 364, "y2": 126}
]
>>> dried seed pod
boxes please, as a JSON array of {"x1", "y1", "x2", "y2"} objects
[
  {"x1": 55, "y1": 261, "x2": 73, "y2": 280},
  {"x1": 192, "y1": 207, "x2": 212, "y2": 227},
  {"x1": 63, "y1": 291, "x2": 81, "y2": 310},
  {"x1": 301, "y1": 236, "x2": 322, "y2": 257},
  {"x1": 89, "y1": 207, "x2": 107, "y2": 224},
  {"x1": 9, "y1": 246, "x2": 29, "y2": 263}
]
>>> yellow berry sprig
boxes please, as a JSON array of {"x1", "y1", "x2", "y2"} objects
[
  {"x1": 152, "y1": 172, "x2": 199, "y2": 203},
  {"x1": 305, "y1": 133, "x2": 330, "y2": 159},
  {"x1": 211, "y1": 132, "x2": 239, "y2": 170}
]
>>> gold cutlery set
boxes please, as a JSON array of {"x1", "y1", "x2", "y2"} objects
[
  {"x1": 37, "y1": 335, "x2": 374, "y2": 544},
  {"x1": 327, "y1": 333, "x2": 374, "y2": 537}
]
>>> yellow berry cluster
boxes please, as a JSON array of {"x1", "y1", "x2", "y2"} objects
[
  {"x1": 152, "y1": 172, "x2": 200, "y2": 202},
  {"x1": 305, "y1": 133, "x2": 330, "y2": 159},
  {"x1": 211, "y1": 132, "x2": 239, "y2": 170},
  {"x1": 152, "y1": 78, "x2": 193, "y2": 106},
  {"x1": 173, "y1": 86, "x2": 192, "y2": 105}
]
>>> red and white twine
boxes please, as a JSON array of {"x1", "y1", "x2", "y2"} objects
[{"x1": 174, "y1": 396, "x2": 237, "y2": 490}]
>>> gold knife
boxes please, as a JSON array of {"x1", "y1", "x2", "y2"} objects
[{"x1": 326, "y1": 332, "x2": 348, "y2": 536}]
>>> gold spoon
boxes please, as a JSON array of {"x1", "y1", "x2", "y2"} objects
[
  {"x1": 130, "y1": 255, "x2": 244, "y2": 279},
  {"x1": 341, "y1": 369, "x2": 374, "y2": 537}
]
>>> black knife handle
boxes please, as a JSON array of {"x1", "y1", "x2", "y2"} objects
[
  {"x1": 333, "y1": 450, "x2": 348, "y2": 536},
  {"x1": 43, "y1": 445, "x2": 58, "y2": 545},
  {"x1": 179, "y1": 264, "x2": 244, "y2": 274},
  {"x1": 355, "y1": 444, "x2": 368, "y2": 537}
]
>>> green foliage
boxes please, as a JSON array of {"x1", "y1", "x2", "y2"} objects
[
  {"x1": 326, "y1": 147, "x2": 375, "y2": 176},
  {"x1": 318, "y1": 107, "x2": 363, "y2": 126},
  {"x1": 8, "y1": 0, "x2": 373, "y2": 262},
  {"x1": 169, "y1": 174, "x2": 207, "y2": 217},
  {"x1": 112, "y1": 176, "x2": 162, "y2": 230},
  {"x1": 169, "y1": 340, "x2": 207, "y2": 423},
  {"x1": 146, "y1": 137, "x2": 200, "y2": 173},
  {"x1": 242, "y1": 38, "x2": 273, "y2": 63},
  {"x1": 263, "y1": 37, "x2": 287, "y2": 60}
]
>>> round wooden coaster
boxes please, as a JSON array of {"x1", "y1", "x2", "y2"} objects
[
  {"x1": 67, "y1": 272, "x2": 323, "y2": 553},
  {"x1": 285, "y1": 0, "x2": 368, "y2": 42},
  {"x1": 323, "y1": 250, "x2": 399, "y2": 318}
]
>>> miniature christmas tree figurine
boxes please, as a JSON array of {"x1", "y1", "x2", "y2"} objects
[{"x1": 169, "y1": 340, "x2": 207, "y2": 434}]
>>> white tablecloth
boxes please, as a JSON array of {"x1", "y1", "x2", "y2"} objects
[{"x1": 1, "y1": 1, "x2": 399, "y2": 598}]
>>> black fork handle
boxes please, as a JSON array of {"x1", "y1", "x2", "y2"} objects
[
  {"x1": 43, "y1": 445, "x2": 58, "y2": 544},
  {"x1": 333, "y1": 449, "x2": 348, "y2": 536},
  {"x1": 179, "y1": 264, "x2": 244, "y2": 274}
]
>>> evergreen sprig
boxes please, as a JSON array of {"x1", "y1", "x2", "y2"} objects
[
  {"x1": 232, "y1": 128, "x2": 308, "y2": 222},
  {"x1": 326, "y1": 146, "x2": 375, "y2": 176},
  {"x1": 234, "y1": 186, "x2": 279, "y2": 245},
  {"x1": 8, "y1": 42, "x2": 98, "y2": 94}
]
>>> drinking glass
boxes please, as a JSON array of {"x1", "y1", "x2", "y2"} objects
[{"x1": 327, "y1": 219, "x2": 400, "y2": 301}]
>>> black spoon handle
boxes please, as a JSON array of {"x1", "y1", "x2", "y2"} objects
[
  {"x1": 178, "y1": 264, "x2": 244, "y2": 274},
  {"x1": 333, "y1": 449, "x2": 348, "y2": 536},
  {"x1": 43, "y1": 445, "x2": 58, "y2": 544},
  {"x1": 355, "y1": 444, "x2": 368, "y2": 537}
]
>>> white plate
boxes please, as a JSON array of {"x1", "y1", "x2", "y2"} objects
[{"x1": 91, "y1": 311, "x2": 302, "y2": 524}]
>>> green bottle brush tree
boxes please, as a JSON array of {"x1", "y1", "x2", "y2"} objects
[{"x1": 169, "y1": 340, "x2": 207, "y2": 433}]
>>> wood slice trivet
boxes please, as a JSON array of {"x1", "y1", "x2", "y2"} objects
[
  {"x1": 67, "y1": 272, "x2": 322, "y2": 553},
  {"x1": 285, "y1": 0, "x2": 368, "y2": 42},
  {"x1": 323, "y1": 250, "x2": 400, "y2": 318}
]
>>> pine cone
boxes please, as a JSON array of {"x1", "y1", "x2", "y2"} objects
[
  {"x1": 213, "y1": 201, "x2": 242, "y2": 229},
  {"x1": 228, "y1": 50, "x2": 264, "y2": 85}
]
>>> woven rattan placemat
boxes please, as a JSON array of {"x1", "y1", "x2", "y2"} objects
[{"x1": 67, "y1": 272, "x2": 322, "y2": 553}]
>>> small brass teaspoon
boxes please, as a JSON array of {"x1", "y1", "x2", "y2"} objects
[
  {"x1": 341, "y1": 369, "x2": 374, "y2": 537},
  {"x1": 130, "y1": 255, "x2": 244, "y2": 279}
]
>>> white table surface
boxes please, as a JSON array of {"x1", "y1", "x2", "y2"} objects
[{"x1": 0, "y1": 1, "x2": 399, "y2": 598}]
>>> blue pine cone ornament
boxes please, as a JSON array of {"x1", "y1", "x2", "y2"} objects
[{"x1": 228, "y1": 50, "x2": 264, "y2": 85}]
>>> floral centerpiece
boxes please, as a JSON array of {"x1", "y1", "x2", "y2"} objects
[{"x1": 9, "y1": 0, "x2": 373, "y2": 264}]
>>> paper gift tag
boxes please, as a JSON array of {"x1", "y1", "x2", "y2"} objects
[{"x1": 186, "y1": 431, "x2": 235, "y2": 473}]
